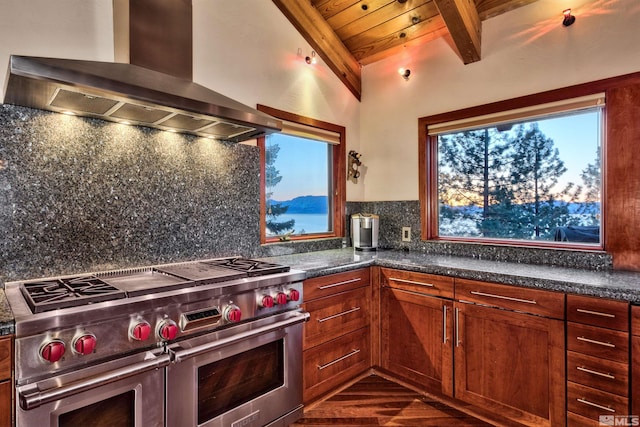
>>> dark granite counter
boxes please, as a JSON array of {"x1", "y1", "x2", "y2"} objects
[
  {"x1": 264, "y1": 248, "x2": 640, "y2": 304},
  {"x1": 0, "y1": 290, "x2": 14, "y2": 336}
]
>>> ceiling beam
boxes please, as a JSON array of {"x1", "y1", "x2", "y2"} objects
[
  {"x1": 432, "y1": 0, "x2": 481, "y2": 64},
  {"x1": 272, "y1": 0, "x2": 362, "y2": 101}
]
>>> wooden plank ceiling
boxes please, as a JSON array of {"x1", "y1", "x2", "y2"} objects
[{"x1": 272, "y1": 0, "x2": 539, "y2": 100}]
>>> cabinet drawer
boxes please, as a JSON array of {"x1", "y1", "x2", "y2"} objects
[
  {"x1": 304, "y1": 268, "x2": 370, "y2": 301},
  {"x1": 567, "y1": 411, "x2": 604, "y2": 427},
  {"x1": 0, "y1": 380, "x2": 10, "y2": 427},
  {"x1": 567, "y1": 351, "x2": 628, "y2": 397},
  {"x1": 0, "y1": 337, "x2": 10, "y2": 381},
  {"x1": 567, "y1": 294, "x2": 629, "y2": 331},
  {"x1": 633, "y1": 305, "x2": 640, "y2": 337},
  {"x1": 567, "y1": 381, "x2": 628, "y2": 421},
  {"x1": 304, "y1": 286, "x2": 369, "y2": 349},
  {"x1": 303, "y1": 327, "x2": 370, "y2": 403},
  {"x1": 568, "y1": 323, "x2": 629, "y2": 363},
  {"x1": 455, "y1": 279, "x2": 565, "y2": 319},
  {"x1": 380, "y1": 268, "x2": 453, "y2": 299}
]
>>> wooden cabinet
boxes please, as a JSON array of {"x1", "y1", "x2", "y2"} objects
[
  {"x1": 632, "y1": 306, "x2": 640, "y2": 418},
  {"x1": 379, "y1": 268, "x2": 454, "y2": 396},
  {"x1": 302, "y1": 268, "x2": 371, "y2": 404},
  {"x1": 454, "y1": 279, "x2": 566, "y2": 427},
  {"x1": 566, "y1": 294, "x2": 630, "y2": 426},
  {"x1": 0, "y1": 335, "x2": 12, "y2": 427}
]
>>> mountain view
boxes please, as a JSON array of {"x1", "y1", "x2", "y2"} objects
[{"x1": 268, "y1": 195, "x2": 328, "y2": 214}]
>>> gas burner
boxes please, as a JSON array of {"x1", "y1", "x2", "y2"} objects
[
  {"x1": 202, "y1": 257, "x2": 290, "y2": 276},
  {"x1": 19, "y1": 275, "x2": 126, "y2": 313}
]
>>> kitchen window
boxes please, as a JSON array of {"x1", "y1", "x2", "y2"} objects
[
  {"x1": 420, "y1": 93, "x2": 604, "y2": 248},
  {"x1": 257, "y1": 105, "x2": 345, "y2": 243}
]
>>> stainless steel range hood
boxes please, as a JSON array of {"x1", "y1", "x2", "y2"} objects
[{"x1": 3, "y1": 55, "x2": 282, "y2": 142}]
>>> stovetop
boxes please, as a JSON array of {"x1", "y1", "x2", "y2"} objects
[{"x1": 13, "y1": 257, "x2": 291, "y2": 314}]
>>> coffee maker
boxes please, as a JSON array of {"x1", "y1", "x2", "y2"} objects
[{"x1": 351, "y1": 213, "x2": 379, "y2": 251}]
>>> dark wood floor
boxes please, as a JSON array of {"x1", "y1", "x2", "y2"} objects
[{"x1": 294, "y1": 375, "x2": 496, "y2": 426}]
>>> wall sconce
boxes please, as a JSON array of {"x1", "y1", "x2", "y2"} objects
[
  {"x1": 348, "y1": 150, "x2": 362, "y2": 182},
  {"x1": 305, "y1": 51, "x2": 318, "y2": 65},
  {"x1": 562, "y1": 8, "x2": 575, "y2": 26},
  {"x1": 398, "y1": 68, "x2": 411, "y2": 81}
]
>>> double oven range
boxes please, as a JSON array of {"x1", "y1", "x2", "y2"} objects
[{"x1": 4, "y1": 257, "x2": 308, "y2": 427}]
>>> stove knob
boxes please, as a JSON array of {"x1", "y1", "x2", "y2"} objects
[
  {"x1": 40, "y1": 340, "x2": 66, "y2": 363},
  {"x1": 73, "y1": 334, "x2": 97, "y2": 356},
  {"x1": 275, "y1": 292, "x2": 288, "y2": 306},
  {"x1": 157, "y1": 320, "x2": 179, "y2": 341},
  {"x1": 288, "y1": 289, "x2": 300, "y2": 302},
  {"x1": 130, "y1": 321, "x2": 152, "y2": 341},
  {"x1": 259, "y1": 295, "x2": 274, "y2": 309},
  {"x1": 224, "y1": 305, "x2": 242, "y2": 323}
]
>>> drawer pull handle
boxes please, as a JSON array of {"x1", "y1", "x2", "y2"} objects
[
  {"x1": 576, "y1": 398, "x2": 616, "y2": 413},
  {"x1": 576, "y1": 308, "x2": 616, "y2": 318},
  {"x1": 577, "y1": 336, "x2": 616, "y2": 348},
  {"x1": 317, "y1": 349, "x2": 361, "y2": 370},
  {"x1": 389, "y1": 277, "x2": 434, "y2": 287},
  {"x1": 318, "y1": 278, "x2": 361, "y2": 290},
  {"x1": 317, "y1": 307, "x2": 361, "y2": 323},
  {"x1": 470, "y1": 291, "x2": 537, "y2": 305},
  {"x1": 455, "y1": 307, "x2": 461, "y2": 347},
  {"x1": 576, "y1": 366, "x2": 615, "y2": 379}
]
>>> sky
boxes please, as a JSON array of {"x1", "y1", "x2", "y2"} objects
[{"x1": 266, "y1": 133, "x2": 330, "y2": 201}]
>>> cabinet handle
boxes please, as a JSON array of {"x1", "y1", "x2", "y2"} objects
[
  {"x1": 318, "y1": 278, "x2": 361, "y2": 290},
  {"x1": 576, "y1": 398, "x2": 616, "y2": 413},
  {"x1": 470, "y1": 291, "x2": 536, "y2": 305},
  {"x1": 576, "y1": 308, "x2": 616, "y2": 318},
  {"x1": 443, "y1": 305, "x2": 448, "y2": 344},
  {"x1": 389, "y1": 277, "x2": 434, "y2": 287},
  {"x1": 455, "y1": 307, "x2": 461, "y2": 347},
  {"x1": 577, "y1": 336, "x2": 616, "y2": 348},
  {"x1": 317, "y1": 307, "x2": 361, "y2": 323},
  {"x1": 576, "y1": 366, "x2": 615, "y2": 379},
  {"x1": 317, "y1": 349, "x2": 361, "y2": 370}
]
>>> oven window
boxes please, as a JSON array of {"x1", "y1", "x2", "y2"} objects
[
  {"x1": 198, "y1": 340, "x2": 284, "y2": 423},
  {"x1": 59, "y1": 390, "x2": 135, "y2": 427}
]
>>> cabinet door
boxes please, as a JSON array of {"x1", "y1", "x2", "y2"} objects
[
  {"x1": 633, "y1": 306, "x2": 640, "y2": 416},
  {"x1": 380, "y1": 287, "x2": 453, "y2": 396},
  {"x1": 454, "y1": 302, "x2": 565, "y2": 427}
]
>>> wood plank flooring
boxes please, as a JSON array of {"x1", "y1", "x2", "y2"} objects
[{"x1": 293, "y1": 375, "x2": 496, "y2": 426}]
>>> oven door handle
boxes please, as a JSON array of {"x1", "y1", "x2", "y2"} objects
[
  {"x1": 18, "y1": 353, "x2": 172, "y2": 410},
  {"x1": 171, "y1": 311, "x2": 310, "y2": 363}
]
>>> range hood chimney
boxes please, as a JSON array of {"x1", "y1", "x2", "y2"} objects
[{"x1": 2, "y1": 0, "x2": 281, "y2": 143}]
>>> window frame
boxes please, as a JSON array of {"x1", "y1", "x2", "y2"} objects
[
  {"x1": 419, "y1": 86, "x2": 607, "y2": 251},
  {"x1": 257, "y1": 105, "x2": 345, "y2": 244}
]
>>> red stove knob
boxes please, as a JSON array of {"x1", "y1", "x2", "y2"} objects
[
  {"x1": 130, "y1": 321, "x2": 152, "y2": 341},
  {"x1": 73, "y1": 334, "x2": 97, "y2": 356},
  {"x1": 224, "y1": 305, "x2": 242, "y2": 322},
  {"x1": 40, "y1": 340, "x2": 66, "y2": 363},
  {"x1": 260, "y1": 295, "x2": 274, "y2": 308},
  {"x1": 157, "y1": 320, "x2": 179, "y2": 341},
  {"x1": 288, "y1": 289, "x2": 300, "y2": 302},
  {"x1": 275, "y1": 292, "x2": 288, "y2": 305}
]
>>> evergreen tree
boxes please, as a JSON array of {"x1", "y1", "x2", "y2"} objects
[
  {"x1": 265, "y1": 143, "x2": 295, "y2": 235},
  {"x1": 506, "y1": 123, "x2": 568, "y2": 239}
]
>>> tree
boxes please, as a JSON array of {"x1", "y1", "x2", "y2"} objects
[
  {"x1": 507, "y1": 123, "x2": 568, "y2": 239},
  {"x1": 265, "y1": 142, "x2": 295, "y2": 235}
]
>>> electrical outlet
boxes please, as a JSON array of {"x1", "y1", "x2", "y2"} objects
[{"x1": 402, "y1": 227, "x2": 411, "y2": 242}]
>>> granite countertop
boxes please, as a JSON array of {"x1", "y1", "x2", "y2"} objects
[
  {"x1": 0, "y1": 291, "x2": 14, "y2": 336},
  {"x1": 2, "y1": 247, "x2": 639, "y2": 337},
  {"x1": 263, "y1": 248, "x2": 640, "y2": 304}
]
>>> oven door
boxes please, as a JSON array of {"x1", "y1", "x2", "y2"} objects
[
  {"x1": 16, "y1": 349, "x2": 170, "y2": 427},
  {"x1": 166, "y1": 310, "x2": 309, "y2": 427}
]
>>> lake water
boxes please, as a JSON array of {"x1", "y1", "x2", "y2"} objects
[{"x1": 268, "y1": 213, "x2": 329, "y2": 234}]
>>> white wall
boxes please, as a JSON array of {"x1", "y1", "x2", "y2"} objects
[
  {"x1": 360, "y1": 0, "x2": 640, "y2": 201},
  {"x1": 0, "y1": 0, "x2": 364, "y2": 200}
]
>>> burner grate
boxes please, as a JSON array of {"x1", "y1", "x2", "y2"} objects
[
  {"x1": 20, "y1": 275, "x2": 126, "y2": 313},
  {"x1": 201, "y1": 258, "x2": 290, "y2": 277}
]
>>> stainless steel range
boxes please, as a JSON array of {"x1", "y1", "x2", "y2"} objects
[{"x1": 5, "y1": 257, "x2": 308, "y2": 427}]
